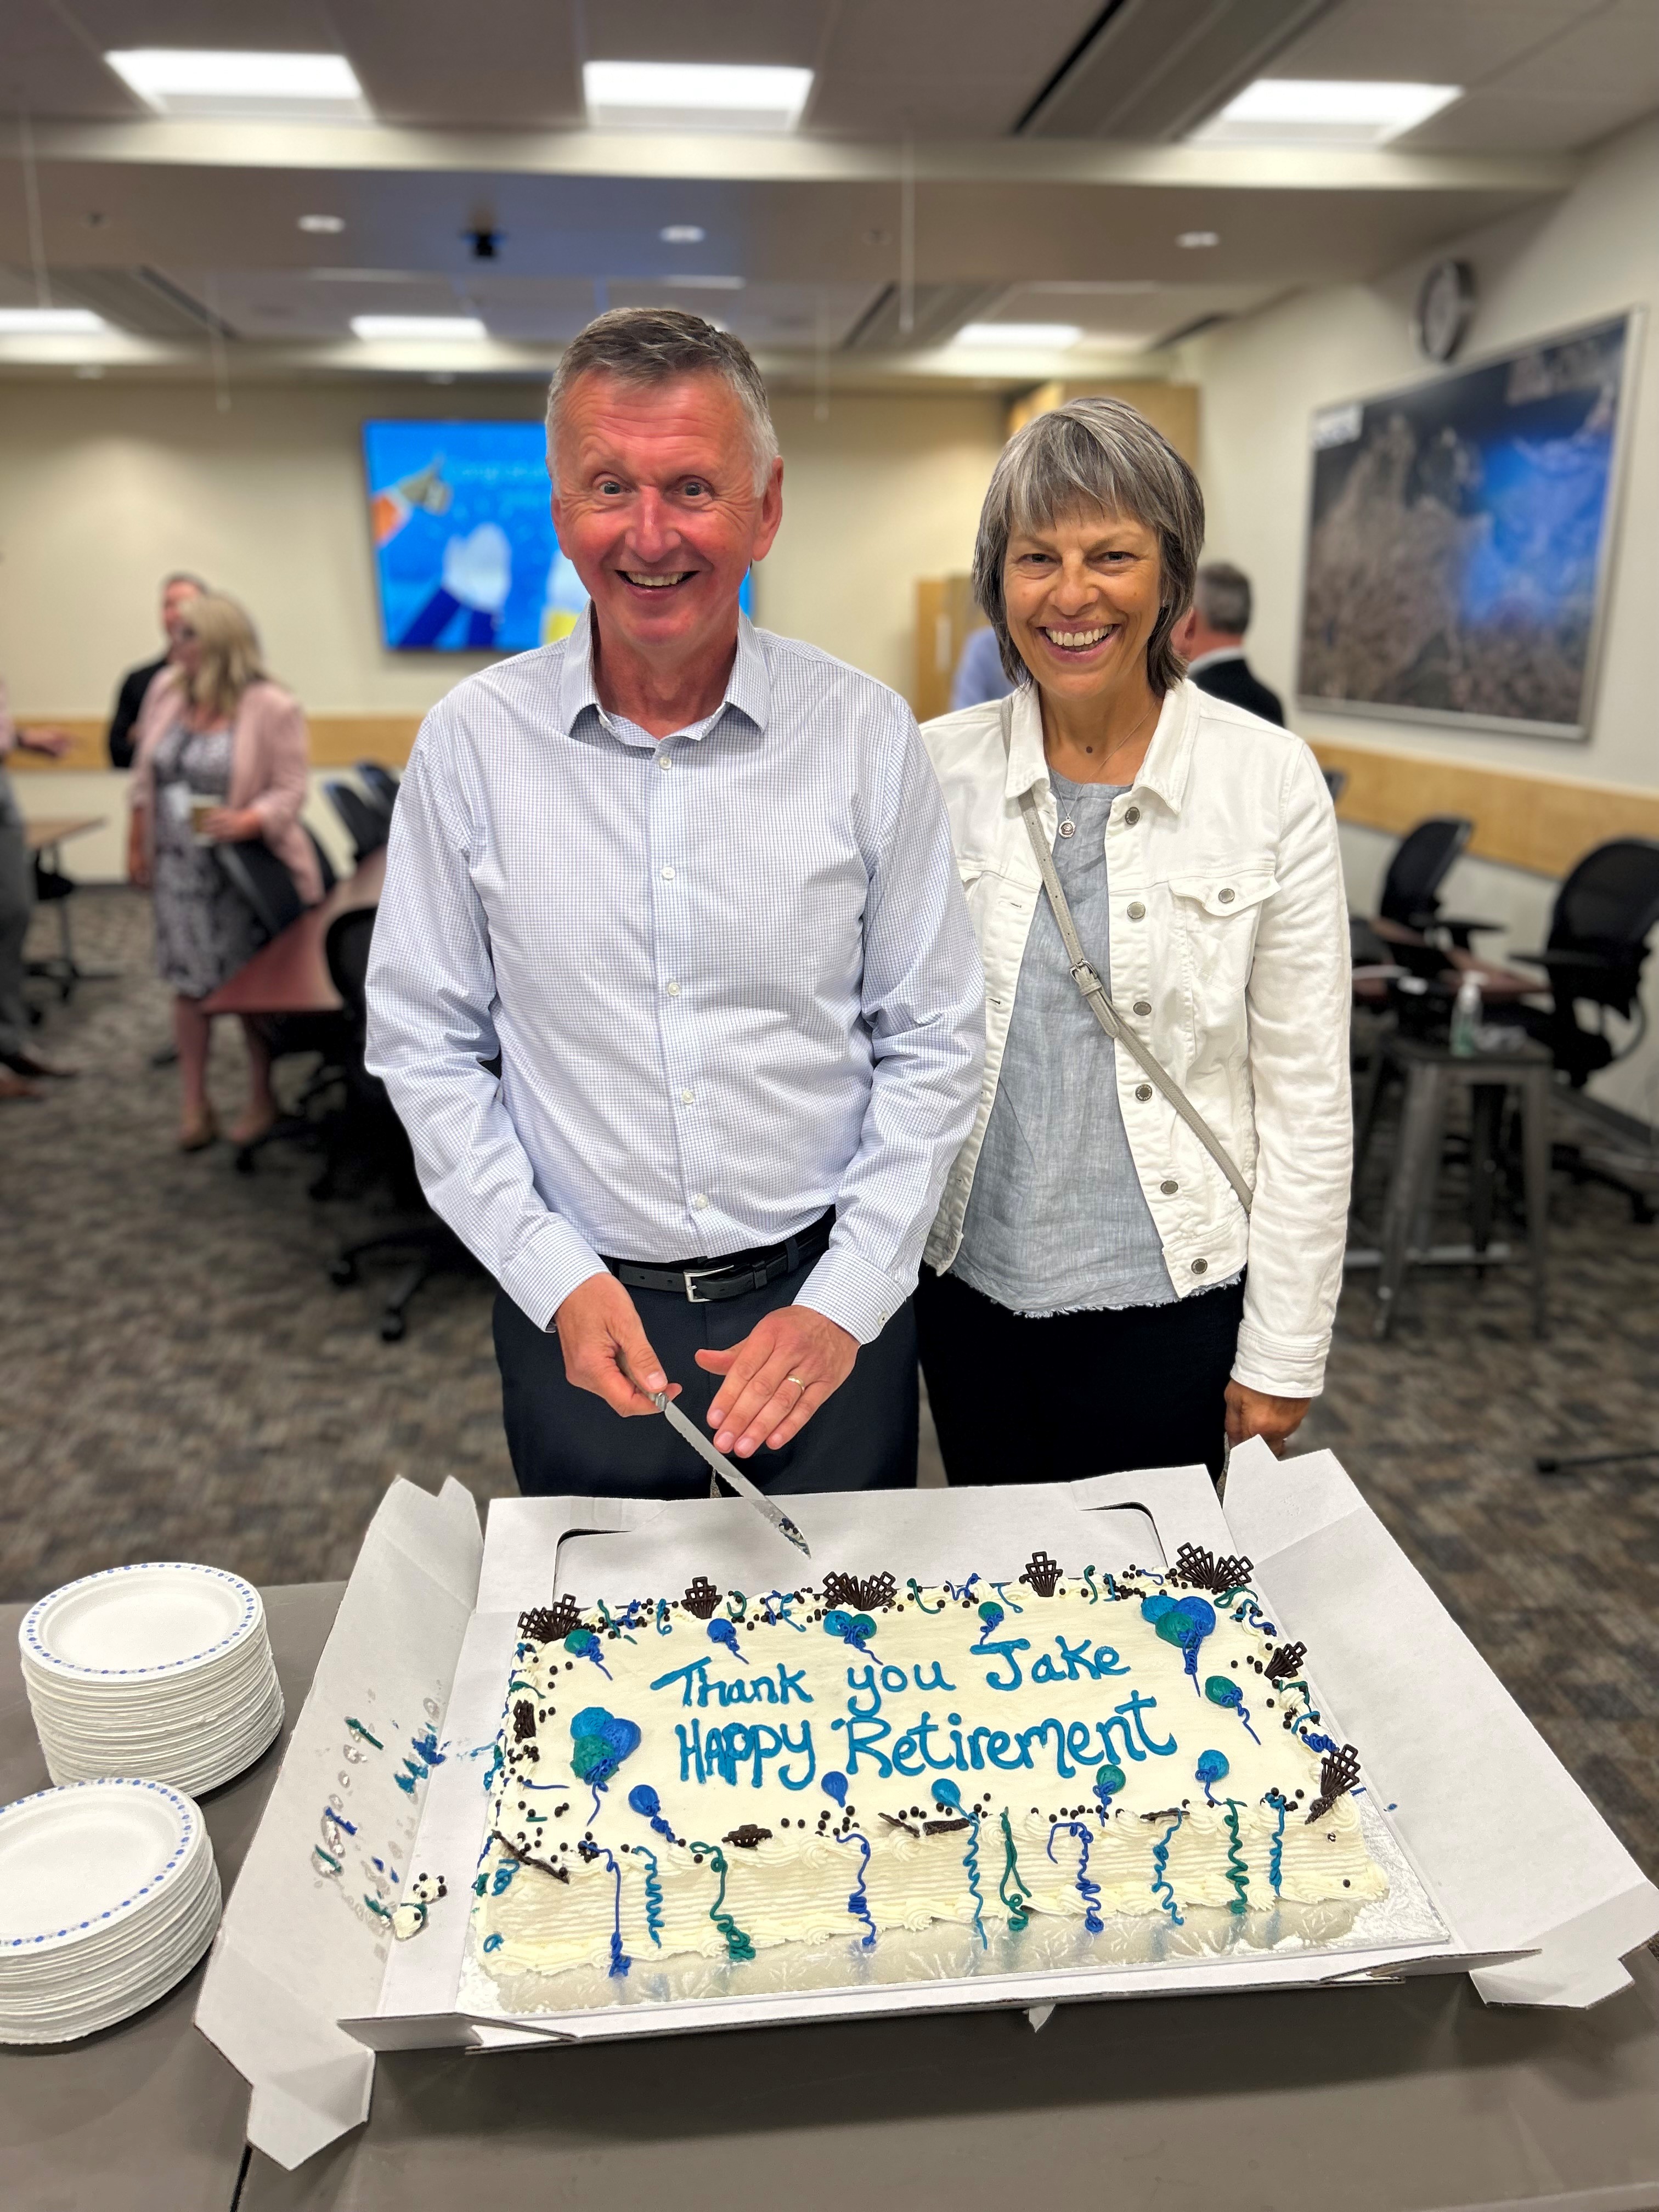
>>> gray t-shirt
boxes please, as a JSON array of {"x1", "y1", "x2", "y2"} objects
[{"x1": 953, "y1": 774, "x2": 1176, "y2": 1314}]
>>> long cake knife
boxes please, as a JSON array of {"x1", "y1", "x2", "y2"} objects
[{"x1": 649, "y1": 1390, "x2": 812, "y2": 1559}]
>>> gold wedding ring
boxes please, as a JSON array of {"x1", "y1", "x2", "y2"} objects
[{"x1": 786, "y1": 1374, "x2": 808, "y2": 1393}]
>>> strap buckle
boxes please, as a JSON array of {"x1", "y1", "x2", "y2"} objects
[
  {"x1": 1070, "y1": 960, "x2": 1103, "y2": 994},
  {"x1": 682, "y1": 1265, "x2": 729, "y2": 1304}
]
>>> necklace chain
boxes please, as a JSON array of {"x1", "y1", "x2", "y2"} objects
[{"x1": 1047, "y1": 693, "x2": 1158, "y2": 782}]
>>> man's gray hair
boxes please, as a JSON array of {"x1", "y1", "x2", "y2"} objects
[
  {"x1": 545, "y1": 307, "x2": 779, "y2": 494},
  {"x1": 970, "y1": 396, "x2": 1205, "y2": 695},
  {"x1": 1194, "y1": 560, "x2": 1252, "y2": 636}
]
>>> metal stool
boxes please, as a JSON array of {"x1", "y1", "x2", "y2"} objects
[{"x1": 1352, "y1": 1032, "x2": 1553, "y2": 1339}]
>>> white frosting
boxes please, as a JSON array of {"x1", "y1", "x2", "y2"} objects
[{"x1": 471, "y1": 1561, "x2": 1387, "y2": 1986}]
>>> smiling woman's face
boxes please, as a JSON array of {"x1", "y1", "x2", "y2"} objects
[{"x1": 1003, "y1": 507, "x2": 1164, "y2": 710}]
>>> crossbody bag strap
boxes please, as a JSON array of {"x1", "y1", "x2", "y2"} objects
[{"x1": 1016, "y1": 782, "x2": 1254, "y2": 1219}]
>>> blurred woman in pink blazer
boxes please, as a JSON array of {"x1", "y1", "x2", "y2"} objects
[{"x1": 129, "y1": 594, "x2": 321, "y2": 1150}]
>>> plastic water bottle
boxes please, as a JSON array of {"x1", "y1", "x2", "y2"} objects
[{"x1": 1449, "y1": 971, "x2": 1483, "y2": 1057}]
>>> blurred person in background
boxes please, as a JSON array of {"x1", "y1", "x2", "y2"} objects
[
  {"x1": 950, "y1": 619, "x2": 1016, "y2": 711},
  {"x1": 0, "y1": 679, "x2": 78, "y2": 1099},
  {"x1": 128, "y1": 595, "x2": 321, "y2": 1150},
  {"x1": 918, "y1": 399, "x2": 1348, "y2": 1483},
  {"x1": 1174, "y1": 561, "x2": 1284, "y2": 725},
  {"x1": 108, "y1": 572, "x2": 207, "y2": 770}
]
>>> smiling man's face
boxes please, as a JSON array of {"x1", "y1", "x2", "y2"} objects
[{"x1": 551, "y1": 370, "x2": 781, "y2": 685}]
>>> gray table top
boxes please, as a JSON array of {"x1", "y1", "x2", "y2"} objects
[
  {"x1": 0, "y1": 1583, "x2": 344, "y2": 2212},
  {"x1": 8, "y1": 1581, "x2": 1659, "y2": 2212}
]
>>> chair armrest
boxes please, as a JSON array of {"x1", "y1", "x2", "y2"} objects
[
  {"x1": 1438, "y1": 916, "x2": 1504, "y2": 950},
  {"x1": 1510, "y1": 948, "x2": 1621, "y2": 973}
]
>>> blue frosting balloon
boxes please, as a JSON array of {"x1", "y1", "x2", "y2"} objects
[
  {"x1": 1195, "y1": 1748, "x2": 1229, "y2": 1787},
  {"x1": 706, "y1": 1617, "x2": 748, "y2": 1663},
  {"x1": 1096, "y1": 1762, "x2": 1127, "y2": 1799},
  {"x1": 1140, "y1": 1593, "x2": 1174, "y2": 1623},
  {"x1": 1204, "y1": 1675, "x2": 1241, "y2": 1708},
  {"x1": 821, "y1": 1770, "x2": 848, "y2": 1806},
  {"x1": 569, "y1": 1706, "x2": 640, "y2": 1788},
  {"x1": 565, "y1": 1627, "x2": 598, "y2": 1656},
  {"x1": 977, "y1": 1600, "x2": 1004, "y2": 1632},
  {"x1": 822, "y1": 1609, "x2": 853, "y2": 1639},
  {"x1": 822, "y1": 1609, "x2": 877, "y2": 1649},
  {"x1": 930, "y1": 1777, "x2": 963, "y2": 1812},
  {"x1": 627, "y1": 1783, "x2": 661, "y2": 1818}
]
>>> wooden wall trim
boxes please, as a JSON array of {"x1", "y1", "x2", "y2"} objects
[
  {"x1": 9, "y1": 712, "x2": 424, "y2": 772},
  {"x1": 1312, "y1": 738, "x2": 1659, "y2": 881}
]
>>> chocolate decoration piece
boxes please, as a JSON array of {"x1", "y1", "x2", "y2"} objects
[
  {"x1": 511, "y1": 1699, "x2": 536, "y2": 1742},
  {"x1": 821, "y1": 1570, "x2": 899, "y2": 1613},
  {"x1": 1169, "y1": 1543, "x2": 1255, "y2": 1595},
  {"x1": 923, "y1": 1818, "x2": 970, "y2": 1835},
  {"x1": 723, "y1": 1824, "x2": 774, "y2": 1850},
  {"x1": 1305, "y1": 1743, "x2": 1362, "y2": 1824},
  {"x1": 880, "y1": 1813, "x2": 920, "y2": 1837},
  {"x1": 519, "y1": 1595, "x2": 582, "y2": 1644},
  {"x1": 1265, "y1": 1640, "x2": 1307, "y2": 1683},
  {"x1": 682, "y1": 1576, "x2": 722, "y2": 1620},
  {"x1": 1021, "y1": 1550, "x2": 1062, "y2": 1598}
]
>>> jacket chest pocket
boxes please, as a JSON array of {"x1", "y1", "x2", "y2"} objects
[{"x1": 1167, "y1": 867, "x2": 1277, "y2": 1012}]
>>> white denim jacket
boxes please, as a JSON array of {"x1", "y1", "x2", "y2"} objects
[{"x1": 921, "y1": 676, "x2": 1351, "y2": 1398}]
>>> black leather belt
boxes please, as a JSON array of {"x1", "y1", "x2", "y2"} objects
[{"x1": 605, "y1": 1212, "x2": 834, "y2": 1304}]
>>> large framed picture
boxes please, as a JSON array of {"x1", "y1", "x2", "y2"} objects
[{"x1": 1296, "y1": 312, "x2": 1639, "y2": 740}]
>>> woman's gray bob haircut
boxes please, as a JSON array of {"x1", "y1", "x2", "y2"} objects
[
  {"x1": 972, "y1": 396, "x2": 1205, "y2": 695},
  {"x1": 546, "y1": 307, "x2": 780, "y2": 494}
]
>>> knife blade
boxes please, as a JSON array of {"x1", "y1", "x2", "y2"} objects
[{"x1": 650, "y1": 1390, "x2": 812, "y2": 1559}]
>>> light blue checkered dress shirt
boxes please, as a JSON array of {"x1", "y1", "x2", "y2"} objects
[{"x1": 365, "y1": 613, "x2": 986, "y2": 1343}]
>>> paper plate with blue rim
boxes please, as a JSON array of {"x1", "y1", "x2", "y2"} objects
[{"x1": 20, "y1": 1562, "x2": 262, "y2": 1682}]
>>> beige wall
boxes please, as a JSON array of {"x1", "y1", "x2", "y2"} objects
[{"x1": 1181, "y1": 115, "x2": 1659, "y2": 1124}]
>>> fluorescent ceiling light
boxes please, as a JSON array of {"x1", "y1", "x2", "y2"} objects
[
  {"x1": 661, "y1": 224, "x2": 706, "y2": 244},
  {"x1": 1177, "y1": 230, "x2": 1220, "y2": 249},
  {"x1": 105, "y1": 49, "x2": 368, "y2": 120},
  {"x1": 351, "y1": 315, "x2": 487, "y2": 341},
  {"x1": 0, "y1": 307, "x2": 109, "y2": 335},
  {"x1": 1190, "y1": 78, "x2": 1460, "y2": 148},
  {"x1": 953, "y1": 323, "x2": 1082, "y2": 351},
  {"x1": 656, "y1": 275, "x2": 744, "y2": 290},
  {"x1": 298, "y1": 213, "x2": 345, "y2": 234},
  {"x1": 584, "y1": 61, "x2": 812, "y2": 133}
]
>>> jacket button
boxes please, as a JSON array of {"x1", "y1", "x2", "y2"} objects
[
  {"x1": 1127, "y1": 901, "x2": 1146, "y2": 921},
  {"x1": 1135, "y1": 1082, "x2": 1153, "y2": 1102},
  {"x1": 1160, "y1": 1179, "x2": 1178, "y2": 1195},
  {"x1": 1217, "y1": 887, "x2": 1235, "y2": 904},
  {"x1": 1190, "y1": 1257, "x2": 1208, "y2": 1275},
  {"x1": 1133, "y1": 999, "x2": 1151, "y2": 1017},
  {"x1": 1124, "y1": 805, "x2": 1141, "y2": 825}
]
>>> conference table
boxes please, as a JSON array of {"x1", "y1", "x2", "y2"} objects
[
  {"x1": 1353, "y1": 914, "x2": 1542, "y2": 1009},
  {"x1": 201, "y1": 845, "x2": 386, "y2": 1020},
  {"x1": 5, "y1": 1582, "x2": 1659, "y2": 2212},
  {"x1": 24, "y1": 814, "x2": 108, "y2": 1000}
]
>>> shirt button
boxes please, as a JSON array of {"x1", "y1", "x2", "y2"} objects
[
  {"x1": 657, "y1": 752, "x2": 673, "y2": 770},
  {"x1": 1135, "y1": 1082, "x2": 1153, "y2": 1103},
  {"x1": 1218, "y1": 886, "x2": 1235, "y2": 904},
  {"x1": 1124, "y1": 805, "x2": 1141, "y2": 825},
  {"x1": 680, "y1": 1088, "x2": 695, "y2": 1104},
  {"x1": 665, "y1": 981, "x2": 681, "y2": 996},
  {"x1": 1127, "y1": 901, "x2": 1146, "y2": 921},
  {"x1": 692, "y1": 1194, "x2": 708, "y2": 1211},
  {"x1": 1160, "y1": 1178, "x2": 1179, "y2": 1195},
  {"x1": 1191, "y1": 1257, "x2": 1208, "y2": 1275},
  {"x1": 1133, "y1": 1000, "x2": 1151, "y2": 1017},
  {"x1": 661, "y1": 865, "x2": 675, "y2": 881}
]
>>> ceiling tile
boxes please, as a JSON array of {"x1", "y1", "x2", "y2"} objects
[
  {"x1": 1271, "y1": 0, "x2": 1609, "y2": 86},
  {"x1": 332, "y1": 0, "x2": 582, "y2": 126},
  {"x1": 1402, "y1": 86, "x2": 1658, "y2": 151}
]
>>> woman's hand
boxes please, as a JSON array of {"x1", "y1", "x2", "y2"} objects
[
  {"x1": 1224, "y1": 1382, "x2": 1310, "y2": 1458},
  {"x1": 127, "y1": 814, "x2": 150, "y2": 888},
  {"x1": 202, "y1": 806, "x2": 263, "y2": 844}
]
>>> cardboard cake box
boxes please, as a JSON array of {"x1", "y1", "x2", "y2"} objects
[{"x1": 194, "y1": 1441, "x2": 1659, "y2": 2171}]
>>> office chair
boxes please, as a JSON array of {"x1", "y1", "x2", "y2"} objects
[
  {"x1": 306, "y1": 824, "x2": 338, "y2": 898},
  {"x1": 321, "y1": 905, "x2": 477, "y2": 1340},
  {"x1": 1351, "y1": 815, "x2": 1497, "y2": 979},
  {"x1": 1488, "y1": 838, "x2": 1659, "y2": 1225},
  {"x1": 355, "y1": 761, "x2": 400, "y2": 812},
  {"x1": 1322, "y1": 767, "x2": 1348, "y2": 805},
  {"x1": 213, "y1": 840, "x2": 304, "y2": 941},
  {"x1": 325, "y1": 780, "x2": 392, "y2": 865}
]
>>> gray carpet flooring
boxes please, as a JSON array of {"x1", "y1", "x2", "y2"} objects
[{"x1": 5, "y1": 888, "x2": 1658, "y2": 1878}]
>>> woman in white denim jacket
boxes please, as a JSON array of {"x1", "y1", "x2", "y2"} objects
[{"x1": 917, "y1": 397, "x2": 1350, "y2": 1482}]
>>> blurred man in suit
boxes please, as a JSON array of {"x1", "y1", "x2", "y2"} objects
[
  {"x1": 1175, "y1": 562, "x2": 1284, "y2": 726},
  {"x1": 107, "y1": 573, "x2": 207, "y2": 770}
]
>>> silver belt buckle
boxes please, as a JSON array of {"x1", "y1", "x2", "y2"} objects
[{"x1": 683, "y1": 1266, "x2": 725, "y2": 1304}]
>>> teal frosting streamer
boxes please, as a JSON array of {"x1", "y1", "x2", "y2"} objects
[
  {"x1": 932, "y1": 1779, "x2": 985, "y2": 1950},
  {"x1": 1267, "y1": 1792, "x2": 1287, "y2": 1896},
  {"x1": 906, "y1": 1579, "x2": 944, "y2": 1614},
  {"x1": 1222, "y1": 1801, "x2": 1249, "y2": 1917},
  {"x1": 634, "y1": 1843, "x2": 664, "y2": 1947},
  {"x1": 690, "y1": 1841, "x2": 756, "y2": 1963},
  {"x1": 1151, "y1": 1809, "x2": 1186, "y2": 1927}
]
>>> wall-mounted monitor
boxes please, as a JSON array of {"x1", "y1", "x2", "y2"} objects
[
  {"x1": 1296, "y1": 313, "x2": 1638, "y2": 740},
  {"x1": 362, "y1": 416, "x2": 754, "y2": 656}
]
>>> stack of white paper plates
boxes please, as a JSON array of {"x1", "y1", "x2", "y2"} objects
[
  {"x1": 0, "y1": 1779, "x2": 221, "y2": 2043},
  {"x1": 20, "y1": 1564, "x2": 283, "y2": 1796}
]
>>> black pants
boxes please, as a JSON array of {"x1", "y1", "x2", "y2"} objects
[
  {"x1": 915, "y1": 1265, "x2": 1244, "y2": 1483},
  {"x1": 494, "y1": 1263, "x2": 918, "y2": 1500}
]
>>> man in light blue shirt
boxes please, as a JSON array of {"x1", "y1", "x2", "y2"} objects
[
  {"x1": 367, "y1": 309, "x2": 984, "y2": 1499},
  {"x1": 950, "y1": 622, "x2": 1015, "y2": 711}
]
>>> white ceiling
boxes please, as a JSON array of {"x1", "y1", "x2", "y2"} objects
[{"x1": 0, "y1": 0, "x2": 1652, "y2": 384}]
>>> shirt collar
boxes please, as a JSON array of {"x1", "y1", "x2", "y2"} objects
[
  {"x1": 1000, "y1": 674, "x2": 1197, "y2": 815},
  {"x1": 555, "y1": 604, "x2": 771, "y2": 744}
]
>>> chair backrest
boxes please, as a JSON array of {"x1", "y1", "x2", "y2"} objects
[
  {"x1": 325, "y1": 781, "x2": 391, "y2": 863},
  {"x1": 1379, "y1": 816, "x2": 1472, "y2": 929},
  {"x1": 305, "y1": 823, "x2": 338, "y2": 898},
  {"x1": 1545, "y1": 839, "x2": 1659, "y2": 1015},
  {"x1": 1322, "y1": 767, "x2": 1348, "y2": 805},
  {"x1": 214, "y1": 840, "x2": 303, "y2": 941},
  {"x1": 356, "y1": 762, "x2": 400, "y2": 811},
  {"x1": 325, "y1": 905, "x2": 377, "y2": 1021}
]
